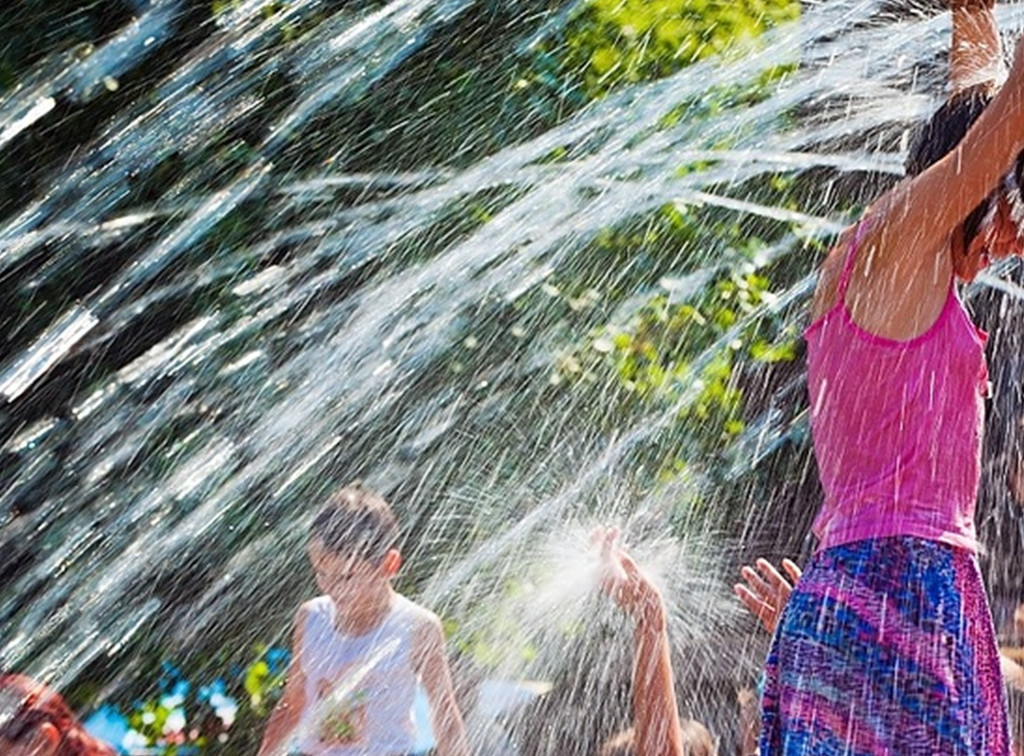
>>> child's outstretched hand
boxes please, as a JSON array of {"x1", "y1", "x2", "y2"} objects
[
  {"x1": 594, "y1": 526, "x2": 665, "y2": 629},
  {"x1": 733, "y1": 558, "x2": 802, "y2": 635},
  {"x1": 595, "y1": 527, "x2": 684, "y2": 756}
]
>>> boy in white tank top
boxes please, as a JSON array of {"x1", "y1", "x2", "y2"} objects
[{"x1": 256, "y1": 483, "x2": 469, "y2": 756}]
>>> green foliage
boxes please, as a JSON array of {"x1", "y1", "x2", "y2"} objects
[
  {"x1": 553, "y1": 266, "x2": 795, "y2": 459},
  {"x1": 5, "y1": 1, "x2": 819, "y2": 725},
  {"x1": 520, "y1": 0, "x2": 799, "y2": 100},
  {"x1": 119, "y1": 647, "x2": 288, "y2": 755},
  {"x1": 211, "y1": 0, "x2": 300, "y2": 36},
  {"x1": 525, "y1": 190, "x2": 805, "y2": 493},
  {"x1": 243, "y1": 644, "x2": 289, "y2": 717},
  {"x1": 658, "y1": 62, "x2": 798, "y2": 141},
  {"x1": 337, "y1": 0, "x2": 799, "y2": 171},
  {"x1": 0, "y1": 2, "x2": 131, "y2": 93}
]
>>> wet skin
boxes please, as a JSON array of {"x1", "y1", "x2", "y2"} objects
[{"x1": 954, "y1": 193, "x2": 1024, "y2": 282}]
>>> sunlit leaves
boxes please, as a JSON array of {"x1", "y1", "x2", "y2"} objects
[
  {"x1": 113, "y1": 647, "x2": 289, "y2": 755},
  {"x1": 547, "y1": 242, "x2": 797, "y2": 482},
  {"x1": 524, "y1": 0, "x2": 800, "y2": 100},
  {"x1": 243, "y1": 645, "x2": 289, "y2": 715}
]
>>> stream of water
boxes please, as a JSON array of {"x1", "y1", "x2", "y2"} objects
[{"x1": 2, "y1": 1, "x2": 1023, "y2": 753}]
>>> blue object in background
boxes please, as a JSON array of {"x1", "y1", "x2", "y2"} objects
[
  {"x1": 412, "y1": 684, "x2": 436, "y2": 754},
  {"x1": 82, "y1": 704, "x2": 130, "y2": 754}
]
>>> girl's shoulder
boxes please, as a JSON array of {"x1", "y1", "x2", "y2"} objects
[
  {"x1": 811, "y1": 222, "x2": 862, "y2": 320},
  {"x1": 818, "y1": 243, "x2": 847, "y2": 290}
]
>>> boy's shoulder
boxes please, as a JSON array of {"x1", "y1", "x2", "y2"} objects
[
  {"x1": 295, "y1": 595, "x2": 333, "y2": 622},
  {"x1": 392, "y1": 592, "x2": 442, "y2": 631},
  {"x1": 300, "y1": 595, "x2": 333, "y2": 612},
  {"x1": 392, "y1": 593, "x2": 449, "y2": 659}
]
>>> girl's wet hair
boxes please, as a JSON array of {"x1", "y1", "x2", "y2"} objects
[
  {"x1": 906, "y1": 84, "x2": 1024, "y2": 246},
  {"x1": 905, "y1": 85, "x2": 995, "y2": 248},
  {"x1": 309, "y1": 480, "x2": 399, "y2": 562},
  {"x1": 1005, "y1": 143, "x2": 1024, "y2": 235},
  {"x1": 0, "y1": 674, "x2": 115, "y2": 756}
]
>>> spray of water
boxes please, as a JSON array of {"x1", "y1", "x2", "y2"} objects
[{"x1": 2, "y1": 1, "x2": 1024, "y2": 754}]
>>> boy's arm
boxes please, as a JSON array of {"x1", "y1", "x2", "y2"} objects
[
  {"x1": 256, "y1": 608, "x2": 309, "y2": 756},
  {"x1": 412, "y1": 612, "x2": 470, "y2": 756},
  {"x1": 951, "y1": 0, "x2": 1002, "y2": 95}
]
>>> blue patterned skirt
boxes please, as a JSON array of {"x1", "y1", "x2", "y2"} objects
[{"x1": 761, "y1": 537, "x2": 1009, "y2": 756}]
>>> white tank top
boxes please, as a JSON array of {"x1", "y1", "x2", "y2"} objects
[{"x1": 295, "y1": 594, "x2": 421, "y2": 756}]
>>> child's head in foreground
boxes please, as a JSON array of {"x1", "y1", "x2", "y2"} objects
[
  {"x1": 598, "y1": 719, "x2": 718, "y2": 756},
  {"x1": 0, "y1": 674, "x2": 115, "y2": 756},
  {"x1": 307, "y1": 481, "x2": 402, "y2": 611}
]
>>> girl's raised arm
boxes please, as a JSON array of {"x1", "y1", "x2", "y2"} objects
[
  {"x1": 857, "y1": 37, "x2": 1024, "y2": 284},
  {"x1": 951, "y1": 0, "x2": 1003, "y2": 95}
]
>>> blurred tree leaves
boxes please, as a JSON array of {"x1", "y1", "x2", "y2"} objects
[{"x1": 521, "y1": 0, "x2": 800, "y2": 100}]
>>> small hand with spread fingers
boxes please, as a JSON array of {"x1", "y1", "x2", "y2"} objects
[{"x1": 733, "y1": 558, "x2": 802, "y2": 635}]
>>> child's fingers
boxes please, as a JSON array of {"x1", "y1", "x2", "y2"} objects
[
  {"x1": 592, "y1": 527, "x2": 619, "y2": 583},
  {"x1": 740, "y1": 564, "x2": 775, "y2": 602},
  {"x1": 733, "y1": 583, "x2": 774, "y2": 623},
  {"x1": 619, "y1": 551, "x2": 656, "y2": 599},
  {"x1": 606, "y1": 526, "x2": 621, "y2": 551},
  {"x1": 755, "y1": 558, "x2": 791, "y2": 593},
  {"x1": 734, "y1": 583, "x2": 780, "y2": 634},
  {"x1": 781, "y1": 558, "x2": 803, "y2": 585},
  {"x1": 593, "y1": 525, "x2": 620, "y2": 555},
  {"x1": 617, "y1": 548, "x2": 640, "y2": 574},
  {"x1": 595, "y1": 526, "x2": 631, "y2": 603}
]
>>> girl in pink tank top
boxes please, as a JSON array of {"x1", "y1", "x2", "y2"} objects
[
  {"x1": 805, "y1": 218, "x2": 989, "y2": 553},
  {"x1": 755, "y1": 3, "x2": 1024, "y2": 755}
]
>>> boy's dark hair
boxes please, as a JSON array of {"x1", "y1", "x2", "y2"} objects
[
  {"x1": 905, "y1": 85, "x2": 994, "y2": 250},
  {"x1": 309, "y1": 481, "x2": 399, "y2": 562}
]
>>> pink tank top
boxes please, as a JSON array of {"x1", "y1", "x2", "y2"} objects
[{"x1": 804, "y1": 224, "x2": 989, "y2": 552}]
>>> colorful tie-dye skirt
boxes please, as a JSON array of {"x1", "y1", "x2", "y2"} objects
[{"x1": 760, "y1": 536, "x2": 1008, "y2": 756}]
